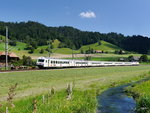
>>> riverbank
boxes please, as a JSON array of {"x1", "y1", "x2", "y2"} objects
[{"x1": 126, "y1": 76, "x2": 150, "y2": 113}]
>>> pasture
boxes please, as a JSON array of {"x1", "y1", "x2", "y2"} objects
[
  {"x1": 0, "y1": 65, "x2": 150, "y2": 112},
  {"x1": 0, "y1": 66, "x2": 150, "y2": 100}
]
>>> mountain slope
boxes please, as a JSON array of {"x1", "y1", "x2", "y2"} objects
[
  {"x1": 80, "y1": 41, "x2": 120, "y2": 52},
  {"x1": 0, "y1": 38, "x2": 121, "y2": 56},
  {"x1": 0, "y1": 21, "x2": 150, "y2": 54}
]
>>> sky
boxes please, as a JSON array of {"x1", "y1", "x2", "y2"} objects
[{"x1": 0, "y1": 0, "x2": 150, "y2": 37}]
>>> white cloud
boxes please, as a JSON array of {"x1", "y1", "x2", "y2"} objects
[{"x1": 79, "y1": 11, "x2": 96, "y2": 18}]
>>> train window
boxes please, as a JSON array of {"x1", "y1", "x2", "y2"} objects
[{"x1": 38, "y1": 59, "x2": 44, "y2": 62}]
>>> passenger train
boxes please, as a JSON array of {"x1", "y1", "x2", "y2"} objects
[{"x1": 36, "y1": 57, "x2": 139, "y2": 69}]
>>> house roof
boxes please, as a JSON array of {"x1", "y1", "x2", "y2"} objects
[
  {"x1": 96, "y1": 50, "x2": 102, "y2": 52},
  {"x1": 0, "y1": 51, "x2": 19, "y2": 58},
  {"x1": 133, "y1": 56, "x2": 140, "y2": 60}
]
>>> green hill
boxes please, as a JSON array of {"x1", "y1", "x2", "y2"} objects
[
  {"x1": 80, "y1": 40, "x2": 121, "y2": 52},
  {"x1": 0, "y1": 39, "x2": 121, "y2": 57},
  {"x1": 0, "y1": 21, "x2": 150, "y2": 54}
]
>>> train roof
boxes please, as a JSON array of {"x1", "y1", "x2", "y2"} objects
[
  {"x1": 37, "y1": 57, "x2": 139, "y2": 63},
  {"x1": 38, "y1": 57, "x2": 86, "y2": 61}
]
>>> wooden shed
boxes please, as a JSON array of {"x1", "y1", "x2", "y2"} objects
[{"x1": 0, "y1": 51, "x2": 19, "y2": 63}]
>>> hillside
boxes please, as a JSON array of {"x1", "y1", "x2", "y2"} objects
[
  {"x1": 0, "y1": 37, "x2": 121, "y2": 57},
  {"x1": 0, "y1": 21, "x2": 150, "y2": 54},
  {"x1": 80, "y1": 40, "x2": 120, "y2": 52}
]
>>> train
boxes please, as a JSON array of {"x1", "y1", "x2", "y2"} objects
[{"x1": 36, "y1": 57, "x2": 139, "y2": 69}]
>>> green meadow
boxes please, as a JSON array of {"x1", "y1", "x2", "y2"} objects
[
  {"x1": 127, "y1": 77, "x2": 150, "y2": 113},
  {"x1": 0, "y1": 39, "x2": 122, "y2": 57},
  {"x1": 0, "y1": 65, "x2": 150, "y2": 112}
]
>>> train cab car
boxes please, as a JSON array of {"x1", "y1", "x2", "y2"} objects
[{"x1": 36, "y1": 57, "x2": 47, "y2": 68}]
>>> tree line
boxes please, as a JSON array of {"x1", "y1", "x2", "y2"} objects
[{"x1": 0, "y1": 21, "x2": 150, "y2": 54}]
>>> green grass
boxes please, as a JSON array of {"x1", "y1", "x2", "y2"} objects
[
  {"x1": 0, "y1": 90, "x2": 96, "y2": 113},
  {"x1": 126, "y1": 77, "x2": 150, "y2": 113},
  {"x1": 80, "y1": 41, "x2": 121, "y2": 52},
  {"x1": 0, "y1": 66, "x2": 150, "y2": 100},
  {"x1": 0, "y1": 40, "x2": 122, "y2": 57},
  {"x1": 0, "y1": 35, "x2": 5, "y2": 41},
  {"x1": 0, "y1": 66, "x2": 150, "y2": 112}
]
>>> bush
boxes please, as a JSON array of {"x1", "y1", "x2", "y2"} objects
[
  {"x1": 136, "y1": 95, "x2": 150, "y2": 113},
  {"x1": 28, "y1": 47, "x2": 34, "y2": 54},
  {"x1": 22, "y1": 55, "x2": 34, "y2": 66},
  {"x1": 140, "y1": 55, "x2": 148, "y2": 62},
  {"x1": 9, "y1": 40, "x2": 17, "y2": 46},
  {"x1": 39, "y1": 49, "x2": 44, "y2": 54}
]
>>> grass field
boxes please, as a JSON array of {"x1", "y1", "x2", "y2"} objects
[
  {"x1": 127, "y1": 77, "x2": 150, "y2": 113},
  {"x1": 0, "y1": 39, "x2": 122, "y2": 57},
  {"x1": 80, "y1": 40, "x2": 121, "y2": 52},
  {"x1": 0, "y1": 66, "x2": 150, "y2": 112},
  {"x1": 0, "y1": 66, "x2": 150, "y2": 99}
]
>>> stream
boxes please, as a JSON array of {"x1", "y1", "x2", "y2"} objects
[
  {"x1": 97, "y1": 84, "x2": 136, "y2": 113},
  {"x1": 97, "y1": 77, "x2": 150, "y2": 113}
]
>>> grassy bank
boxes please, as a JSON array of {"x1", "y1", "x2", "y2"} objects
[
  {"x1": 0, "y1": 66, "x2": 150, "y2": 112},
  {"x1": 126, "y1": 77, "x2": 150, "y2": 113},
  {"x1": 0, "y1": 90, "x2": 97, "y2": 113}
]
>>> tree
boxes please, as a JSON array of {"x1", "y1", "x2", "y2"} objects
[
  {"x1": 28, "y1": 47, "x2": 34, "y2": 54},
  {"x1": 147, "y1": 49, "x2": 150, "y2": 55},
  {"x1": 128, "y1": 55, "x2": 134, "y2": 62},
  {"x1": 25, "y1": 44, "x2": 32, "y2": 50},
  {"x1": 84, "y1": 56, "x2": 91, "y2": 60},
  {"x1": 39, "y1": 49, "x2": 44, "y2": 54},
  {"x1": 118, "y1": 50, "x2": 123, "y2": 54},
  {"x1": 98, "y1": 41, "x2": 101, "y2": 46},
  {"x1": 80, "y1": 49, "x2": 84, "y2": 54},
  {"x1": 22, "y1": 55, "x2": 33, "y2": 66},
  {"x1": 140, "y1": 55, "x2": 148, "y2": 62},
  {"x1": 9, "y1": 40, "x2": 17, "y2": 46}
]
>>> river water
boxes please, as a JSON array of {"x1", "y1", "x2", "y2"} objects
[{"x1": 97, "y1": 84, "x2": 136, "y2": 113}]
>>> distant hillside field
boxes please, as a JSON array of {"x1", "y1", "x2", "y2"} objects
[
  {"x1": 2, "y1": 37, "x2": 146, "y2": 61},
  {"x1": 0, "y1": 21, "x2": 150, "y2": 54},
  {"x1": 35, "y1": 40, "x2": 121, "y2": 54},
  {"x1": 80, "y1": 40, "x2": 121, "y2": 52}
]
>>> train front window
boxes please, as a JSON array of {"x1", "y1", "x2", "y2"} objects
[{"x1": 38, "y1": 59, "x2": 44, "y2": 62}]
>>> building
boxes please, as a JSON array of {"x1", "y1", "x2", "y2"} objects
[
  {"x1": 95, "y1": 50, "x2": 103, "y2": 53},
  {"x1": 0, "y1": 51, "x2": 19, "y2": 63}
]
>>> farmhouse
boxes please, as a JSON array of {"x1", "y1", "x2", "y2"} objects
[
  {"x1": 0, "y1": 51, "x2": 19, "y2": 63},
  {"x1": 132, "y1": 56, "x2": 140, "y2": 61},
  {"x1": 95, "y1": 50, "x2": 103, "y2": 53}
]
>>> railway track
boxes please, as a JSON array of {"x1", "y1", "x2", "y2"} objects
[
  {"x1": 0, "y1": 67, "x2": 87, "y2": 73},
  {"x1": 0, "y1": 65, "x2": 142, "y2": 73}
]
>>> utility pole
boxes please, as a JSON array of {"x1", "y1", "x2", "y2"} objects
[
  {"x1": 72, "y1": 48, "x2": 74, "y2": 60},
  {"x1": 48, "y1": 40, "x2": 51, "y2": 57},
  {"x1": 5, "y1": 26, "x2": 8, "y2": 70}
]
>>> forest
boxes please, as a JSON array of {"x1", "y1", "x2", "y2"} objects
[{"x1": 0, "y1": 21, "x2": 150, "y2": 54}]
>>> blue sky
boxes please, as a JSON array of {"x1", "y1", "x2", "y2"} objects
[{"x1": 0, "y1": 0, "x2": 150, "y2": 37}]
